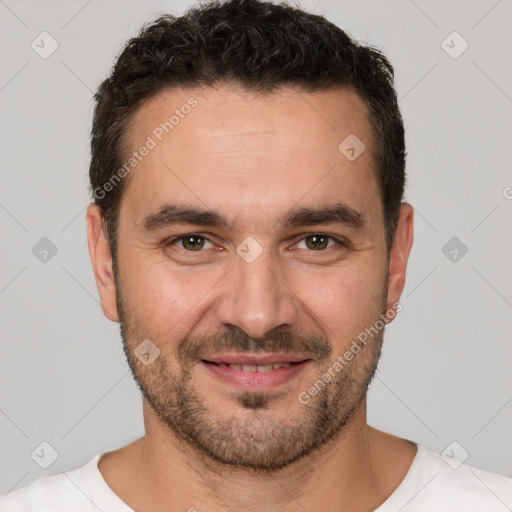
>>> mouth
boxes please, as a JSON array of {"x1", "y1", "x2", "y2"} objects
[
  {"x1": 200, "y1": 353, "x2": 312, "y2": 390},
  {"x1": 203, "y1": 361, "x2": 301, "y2": 372}
]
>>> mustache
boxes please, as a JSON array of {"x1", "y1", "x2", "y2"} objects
[{"x1": 178, "y1": 326, "x2": 332, "y2": 363}]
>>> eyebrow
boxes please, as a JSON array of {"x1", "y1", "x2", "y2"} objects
[{"x1": 140, "y1": 202, "x2": 367, "y2": 233}]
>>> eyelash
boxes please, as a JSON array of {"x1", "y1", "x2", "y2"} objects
[{"x1": 166, "y1": 232, "x2": 346, "y2": 253}]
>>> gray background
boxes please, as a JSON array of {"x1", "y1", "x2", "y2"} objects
[{"x1": 1, "y1": 0, "x2": 511, "y2": 497}]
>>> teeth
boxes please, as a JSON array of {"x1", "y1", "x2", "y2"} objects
[
  {"x1": 256, "y1": 364, "x2": 273, "y2": 373},
  {"x1": 273, "y1": 362, "x2": 291, "y2": 369},
  {"x1": 223, "y1": 362, "x2": 292, "y2": 372}
]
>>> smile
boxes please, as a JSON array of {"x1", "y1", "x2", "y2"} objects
[
  {"x1": 200, "y1": 356, "x2": 312, "y2": 390},
  {"x1": 212, "y1": 362, "x2": 294, "y2": 372}
]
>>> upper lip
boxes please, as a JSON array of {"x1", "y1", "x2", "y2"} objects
[{"x1": 202, "y1": 352, "x2": 311, "y2": 365}]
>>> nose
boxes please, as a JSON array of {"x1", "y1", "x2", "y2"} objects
[{"x1": 215, "y1": 242, "x2": 298, "y2": 339}]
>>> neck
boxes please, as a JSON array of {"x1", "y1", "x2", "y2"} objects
[{"x1": 123, "y1": 396, "x2": 398, "y2": 512}]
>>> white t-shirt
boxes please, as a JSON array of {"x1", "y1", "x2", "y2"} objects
[{"x1": 1, "y1": 444, "x2": 511, "y2": 511}]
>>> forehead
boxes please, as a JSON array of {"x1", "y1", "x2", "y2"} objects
[{"x1": 119, "y1": 83, "x2": 381, "y2": 230}]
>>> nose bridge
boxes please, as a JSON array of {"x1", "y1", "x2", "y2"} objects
[{"x1": 215, "y1": 241, "x2": 298, "y2": 339}]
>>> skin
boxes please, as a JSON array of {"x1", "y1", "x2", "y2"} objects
[{"x1": 87, "y1": 83, "x2": 415, "y2": 511}]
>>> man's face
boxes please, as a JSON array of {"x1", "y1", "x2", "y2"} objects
[{"x1": 91, "y1": 84, "x2": 408, "y2": 470}]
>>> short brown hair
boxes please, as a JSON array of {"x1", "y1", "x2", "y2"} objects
[{"x1": 89, "y1": 0, "x2": 406, "y2": 261}]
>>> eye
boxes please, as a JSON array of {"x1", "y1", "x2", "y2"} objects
[
  {"x1": 168, "y1": 234, "x2": 215, "y2": 251},
  {"x1": 166, "y1": 232, "x2": 345, "y2": 254},
  {"x1": 295, "y1": 233, "x2": 342, "y2": 251}
]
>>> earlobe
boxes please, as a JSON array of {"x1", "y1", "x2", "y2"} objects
[
  {"x1": 385, "y1": 202, "x2": 414, "y2": 322},
  {"x1": 86, "y1": 203, "x2": 119, "y2": 322}
]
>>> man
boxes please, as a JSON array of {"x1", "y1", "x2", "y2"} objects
[{"x1": 2, "y1": 0, "x2": 511, "y2": 510}]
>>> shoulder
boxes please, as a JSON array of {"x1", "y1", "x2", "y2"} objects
[
  {"x1": 423, "y1": 444, "x2": 512, "y2": 496},
  {"x1": 0, "y1": 454, "x2": 103, "y2": 512},
  {"x1": 381, "y1": 443, "x2": 512, "y2": 511}
]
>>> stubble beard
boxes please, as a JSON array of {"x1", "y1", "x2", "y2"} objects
[{"x1": 115, "y1": 270, "x2": 387, "y2": 472}]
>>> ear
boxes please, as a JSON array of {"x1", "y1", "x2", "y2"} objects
[
  {"x1": 385, "y1": 202, "x2": 414, "y2": 323},
  {"x1": 86, "y1": 203, "x2": 119, "y2": 322}
]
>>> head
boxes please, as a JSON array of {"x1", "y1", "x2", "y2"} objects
[{"x1": 87, "y1": 0, "x2": 413, "y2": 471}]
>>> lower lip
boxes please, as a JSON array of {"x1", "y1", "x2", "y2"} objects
[{"x1": 200, "y1": 360, "x2": 311, "y2": 391}]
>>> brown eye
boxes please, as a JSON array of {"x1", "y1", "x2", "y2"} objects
[
  {"x1": 304, "y1": 234, "x2": 332, "y2": 251},
  {"x1": 170, "y1": 234, "x2": 214, "y2": 251},
  {"x1": 182, "y1": 235, "x2": 205, "y2": 250}
]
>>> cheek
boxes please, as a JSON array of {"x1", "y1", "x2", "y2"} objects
[
  {"x1": 298, "y1": 265, "x2": 385, "y2": 346},
  {"x1": 119, "y1": 242, "x2": 387, "y2": 346},
  {"x1": 119, "y1": 254, "x2": 221, "y2": 337}
]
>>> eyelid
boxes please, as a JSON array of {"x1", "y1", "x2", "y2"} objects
[
  {"x1": 291, "y1": 232, "x2": 347, "y2": 251},
  {"x1": 166, "y1": 232, "x2": 347, "y2": 252},
  {"x1": 166, "y1": 232, "x2": 217, "y2": 250}
]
